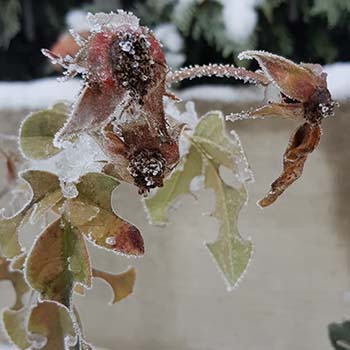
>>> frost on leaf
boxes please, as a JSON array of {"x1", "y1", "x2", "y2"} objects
[
  {"x1": 233, "y1": 50, "x2": 337, "y2": 207},
  {"x1": 3, "y1": 307, "x2": 31, "y2": 349},
  {"x1": 19, "y1": 102, "x2": 69, "y2": 160},
  {"x1": 1, "y1": 255, "x2": 30, "y2": 349},
  {"x1": 145, "y1": 111, "x2": 253, "y2": 289},
  {"x1": 25, "y1": 218, "x2": 91, "y2": 308},
  {"x1": 65, "y1": 172, "x2": 144, "y2": 256},
  {"x1": 0, "y1": 256, "x2": 29, "y2": 311},
  {"x1": 145, "y1": 146, "x2": 202, "y2": 225},
  {"x1": 27, "y1": 301, "x2": 78, "y2": 350},
  {"x1": 0, "y1": 170, "x2": 62, "y2": 258},
  {"x1": 92, "y1": 267, "x2": 136, "y2": 304}
]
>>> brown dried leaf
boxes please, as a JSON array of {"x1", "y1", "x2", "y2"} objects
[
  {"x1": 259, "y1": 123, "x2": 321, "y2": 207},
  {"x1": 92, "y1": 267, "x2": 136, "y2": 304},
  {"x1": 239, "y1": 50, "x2": 320, "y2": 102}
]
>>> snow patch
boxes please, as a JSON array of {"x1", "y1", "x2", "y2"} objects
[
  {"x1": 324, "y1": 62, "x2": 350, "y2": 102},
  {"x1": 0, "y1": 62, "x2": 349, "y2": 111},
  {"x1": 0, "y1": 78, "x2": 82, "y2": 110},
  {"x1": 66, "y1": 9, "x2": 89, "y2": 32},
  {"x1": 220, "y1": 0, "x2": 262, "y2": 44},
  {"x1": 178, "y1": 84, "x2": 264, "y2": 103}
]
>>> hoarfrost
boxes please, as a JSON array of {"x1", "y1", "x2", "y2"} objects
[
  {"x1": 220, "y1": 0, "x2": 262, "y2": 44},
  {"x1": 27, "y1": 332, "x2": 47, "y2": 349},
  {"x1": 86, "y1": 11, "x2": 140, "y2": 33},
  {"x1": 60, "y1": 181, "x2": 79, "y2": 199},
  {"x1": 164, "y1": 99, "x2": 198, "y2": 157},
  {"x1": 30, "y1": 134, "x2": 108, "y2": 185}
]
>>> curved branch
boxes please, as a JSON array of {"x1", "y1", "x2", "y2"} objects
[{"x1": 167, "y1": 64, "x2": 270, "y2": 86}]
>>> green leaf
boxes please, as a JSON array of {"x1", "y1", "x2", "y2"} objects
[
  {"x1": 191, "y1": 112, "x2": 253, "y2": 290},
  {"x1": 145, "y1": 146, "x2": 202, "y2": 225},
  {"x1": 19, "y1": 102, "x2": 69, "y2": 160},
  {"x1": 27, "y1": 301, "x2": 77, "y2": 350},
  {"x1": 65, "y1": 173, "x2": 144, "y2": 256},
  {"x1": 0, "y1": 212, "x2": 25, "y2": 258},
  {"x1": 92, "y1": 267, "x2": 136, "y2": 304},
  {"x1": 0, "y1": 256, "x2": 29, "y2": 310},
  {"x1": 204, "y1": 166, "x2": 252, "y2": 290},
  {"x1": 0, "y1": 170, "x2": 62, "y2": 258},
  {"x1": 25, "y1": 218, "x2": 91, "y2": 308},
  {"x1": 329, "y1": 320, "x2": 350, "y2": 350},
  {"x1": 1, "y1": 254, "x2": 30, "y2": 349},
  {"x1": 3, "y1": 307, "x2": 31, "y2": 349},
  {"x1": 145, "y1": 111, "x2": 253, "y2": 289}
]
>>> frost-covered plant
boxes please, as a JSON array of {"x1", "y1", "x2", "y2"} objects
[{"x1": 0, "y1": 10, "x2": 336, "y2": 349}]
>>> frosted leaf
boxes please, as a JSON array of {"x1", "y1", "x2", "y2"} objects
[
  {"x1": 165, "y1": 100, "x2": 198, "y2": 130},
  {"x1": 165, "y1": 99, "x2": 198, "y2": 157},
  {"x1": 64, "y1": 173, "x2": 144, "y2": 256},
  {"x1": 25, "y1": 218, "x2": 91, "y2": 307},
  {"x1": 145, "y1": 111, "x2": 253, "y2": 289},
  {"x1": 27, "y1": 332, "x2": 48, "y2": 349},
  {"x1": 28, "y1": 302, "x2": 78, "y2": 350},
  {"x1": 92, "y1": 267, "x2": 136, "y2": 304},
  {"x1": 190, "y1": 175, "x2": 205, "y2": 192},
  {"x1": 86, "y1": 11, "x2": 140, "y2": 32}
]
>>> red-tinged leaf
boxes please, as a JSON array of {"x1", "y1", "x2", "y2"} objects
[
  {"x1": 65, "y1": 173, "x2": 144, "y2": 256},
  {"x1": 25, "y1": 218, "x2": 91, "y2": 308},
  {"x1": 55, "y1": 83, "x2": 124, "y2": 143}
]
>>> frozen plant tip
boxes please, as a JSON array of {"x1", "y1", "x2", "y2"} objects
[
  {"x1": 230, "y1": 50, "x2": 338, "y2": 207},
  {"x1": 43, "y1": 10, "x2": 181, "y2": 194}
]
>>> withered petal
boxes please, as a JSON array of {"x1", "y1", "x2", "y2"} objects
[
  {"x1": 259, "y1": 123, "x2": 321, "y2": 207},
  {"x1": 227, "y1": 102, "x2": 304, "y2": 122},
  {"x1": 55, "y1": 83, "x2": 124, "y2": 143},
  {"x1": 239, "y1": 50, "x2": 321, "y2": 103}
]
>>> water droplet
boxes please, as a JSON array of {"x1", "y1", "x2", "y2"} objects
[{"x1": 105, "y1": 236, "x2": 116, "y2": 245}]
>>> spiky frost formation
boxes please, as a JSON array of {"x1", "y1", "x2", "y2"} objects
[{"x1": 167, "y1": 64, "x2": 269, "y2": 85}]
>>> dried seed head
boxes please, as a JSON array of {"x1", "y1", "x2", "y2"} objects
[
  {"x1": 109, "y1": 30, "x2": 155, "y2": 103},
  {"x1": 127, "y1": 150, "x2": 166, "y2": 194}
]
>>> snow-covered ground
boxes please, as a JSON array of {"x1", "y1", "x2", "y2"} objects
[{"x1": 0, "y1": 63, "x2": 349, "y2": 110}]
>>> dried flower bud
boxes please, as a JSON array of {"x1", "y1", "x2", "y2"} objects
[{"x1": 42, "y1": 11, "x2": 181, "y2": 193}]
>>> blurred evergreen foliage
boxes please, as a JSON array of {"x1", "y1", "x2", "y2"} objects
[
  {"x1": 0, "y1": 0, "x2": 92, "y2": 80},
  {"x1": 0, "y1": 0, "x2": 349, "y2": 81},
  {"x1": 328, "y1": 319, "x2": 350, "y2": 350}
]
